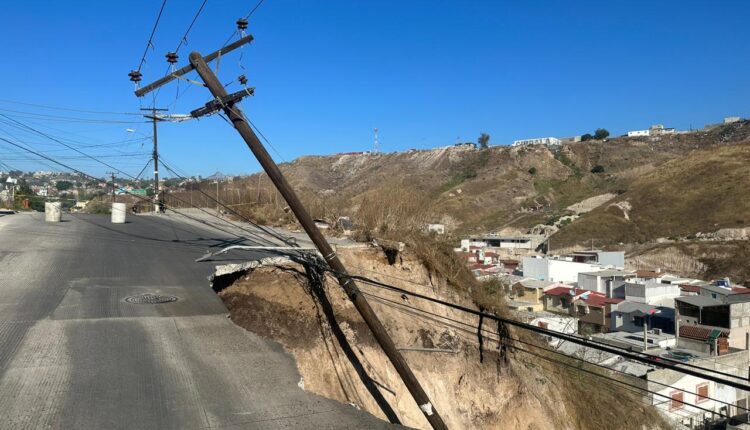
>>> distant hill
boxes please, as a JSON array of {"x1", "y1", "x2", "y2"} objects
[{"x1": 242, "y1": 121, "x2": 749, "y2": 241}]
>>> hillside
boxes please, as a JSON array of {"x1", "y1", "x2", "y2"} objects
[
  {"x1": 215, "y1": 121, "x2": 750, "y2": 241},
  {"x1": 168, "y1": 121, "x2": 750, "y2": 252}
]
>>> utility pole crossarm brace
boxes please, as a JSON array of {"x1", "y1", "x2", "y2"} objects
[
  {"x1": 191, "y1": 87, "x2": 255, "y2": 118},
  {"x1": 134, "y1": 34, "x2": 254, "y2": 97}
]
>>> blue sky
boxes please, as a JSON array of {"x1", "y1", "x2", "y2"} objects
[{"x1": 0, "y1": 0, "x2": 748, "y2": 177}]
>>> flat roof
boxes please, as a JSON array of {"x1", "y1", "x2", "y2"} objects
[
  {"x1": 579, "y1": 269, "x2": 634, "y2": 277},
  {"x1": 675, "y1": 295, "x2": 724, "y2": 308}
]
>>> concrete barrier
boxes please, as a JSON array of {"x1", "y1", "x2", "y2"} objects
[
  {"x1": 111, "y1": 202, "x2": 127, "y2": 224},
  {"x1": 44, "y1": 202, "x2": 62, "y2": 222}
]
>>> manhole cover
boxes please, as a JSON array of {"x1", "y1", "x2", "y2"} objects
[{"x1": 124, "y1": 293, "x2": 179, "y2": 304}]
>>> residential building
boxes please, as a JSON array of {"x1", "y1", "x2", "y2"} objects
[
  {"x1": 624, "y1": 279, "x2": 681, "y2": 306},
  {"x1": 507, "y1": 279, "x2": 559, "y2": 312},
  {"x1": 512, "y1": 137, "x2": 561, "y2": 147},
  {"x1": 578, "y1": 269, "x2": 635, "y2": 295},
  {"x1": 543, "y1": 286, "x2": 589, "y2": 314},
  {"x1": 724, "y1": 116, "x2": 742, "y2": 124},
  {"x1": 559, "y1": 136, "x2": 581, "y2": 144},
  {"x1": 571, "y1": 292, "x2": 623, "y2": 334},
  {"x1": 674, "y1": 283, "x2": 750, "y2": 353},
  {"x1": 645, "y1": 348, "x2": 750, "y2": 428},
  {"x1": 522, "y1": 256, "x2": 602, "y2": 284},
  {"x1": 522, "y1": 250, "x2": 625, "y2": 284},
  {"x1": 650, "y1": 124, "x2": 676, "y2": 135},
  {"x1": 567, "y1": 250, "x2": 625, "y2": 268},
  {"x1": 628, "y1": 129, "x2": 650, "y2": 137},
  {"x1": 592, "y1": 328, "x2": 676, "y2": 351},
  {"x1": 460, "y1": 234, "x2": 544, "y2": 251},
  {"x1": 610, "y1": 301, "x2": 675, "y2": 334}
]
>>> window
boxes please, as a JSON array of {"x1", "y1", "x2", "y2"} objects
[
  {"x1": 577, "y1": 305, "x2": 587, "y2": 315},
  {"x1": 670, "y1": 391, "x2": 684, "y2": 411},
  {"x1": 696, "y1": 383, "x2": 709, "y2": 404},
  {"x1": 633, "y1": 316, "x2": 644, "y2": 327}
]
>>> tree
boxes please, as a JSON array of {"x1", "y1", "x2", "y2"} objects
[
  {"x1": 581, "y1": 133, "x2": 594, "y2": 142},
  {"x1": 594, "y1": 128, "x2": 610, "y2": 140},
  {"x1": 591, "y1": 165, "x2": 605, "y2": 173},
  {"x1": 478, "y1": 133, "x2": 490, "y2": 149},
  {"x1": 55, "y1": 180, "x2": 73, "y2": 191}
]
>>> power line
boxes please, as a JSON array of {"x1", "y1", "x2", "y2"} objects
[
  {"x1": 0, "y1": 99, "x2": 143, "y2": 116},
  {"x1": 159, "y1": 157, "x2": 294, "y2": 246},
  {"x1": 136, "y1": 0, "x2": 169, "y2": 73},
  {"x1": 0, "y1": 114, "x2": 136, "y2": 178},
  {"x1": 346, "y1": 262, "x2": 750, "y2": 384},
  {"x1": 359, "y1": 288, "x2": 737, "y2": 420},
  {"x1": 173, "y1": 0, "x2": 208, "y2": 54},
  {"x1": 0, "y1": 108, "x2": 146, "y2": 124},
  {"x1": 0, "y1": 135, "x2": 266, "y2": 243},
  {"x1": 326, "y1": 267, "x2": 750, "y2": 392}
]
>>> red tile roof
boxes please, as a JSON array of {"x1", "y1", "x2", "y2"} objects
[
  {"x1": 679, "y1": 284, "x2": 701, "y2": 293},
  {"x1": 581, "y1": 294, "x2": 623, "y2": 307},
  {"x1": 731, "y1": 287, "x2": 750, "y2": 294},
  {"x1": 679, "y1": 325, "x2": 729, "y2": 341}
]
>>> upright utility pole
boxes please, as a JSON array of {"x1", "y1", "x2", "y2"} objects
[
  {"x1": 108, "y1": 172, "x2": 116, "y2": 203},
  {"x1": 135, "y1": 37, "x2": 447, "y2": 429},
  {"x1": 373, "y1": 127, "x2": 379, "y2": 153},
  {"x1": 141, "y1": 108, "x2": 168, "y2": 213}
]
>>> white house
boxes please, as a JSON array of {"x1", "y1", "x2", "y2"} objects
[
  {"x1": 628, "y1": 130, "x2": 650, "y2": 137},
  {"x1": 522, "y1": 256, "x2": 602, "y2": 284},
  {"x1": 512, "y1": 137, "x2": 561, "y2": 147},
  {"x1": 578, "y1": 269, "x2": 635, "y2": 295}
]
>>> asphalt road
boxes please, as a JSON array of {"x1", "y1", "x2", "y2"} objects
[{"x1": 0, "y1": 212, "x2": 393, "y2": 429}]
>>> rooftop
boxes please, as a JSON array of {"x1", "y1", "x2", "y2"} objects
[
  {"x1": 577, "y1": 294, "x2": 624, "y2": 307},
  {"x1": 579, "y1": 269, "x2": 635, "y2": 277},
  {"x1": 675, "y1": 295, "x2": 724, "y2": 308},
  {"x1": 514, "y1": 278, "x2": 561, "y2": 290},
  {"x1": 679, "y1": 324, "x2": 729, "y2": 341},
  {"x1": 544, "y1": 286, "x2": 588, "y2": 297}
]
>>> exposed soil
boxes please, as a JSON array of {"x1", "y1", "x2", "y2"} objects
[{"x1": 219, "y1": 246, "x2": 669, "y2": 429}]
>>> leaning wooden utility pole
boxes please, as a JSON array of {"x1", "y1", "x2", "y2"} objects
[{"x1": 134, "y1": 35, "x2": 447, "y2": 430}]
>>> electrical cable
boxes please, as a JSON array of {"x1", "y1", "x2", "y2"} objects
[
  {"x1": 0, "y1": 99, "x2": 143, "y2": 116},
  {"x1": 359, "y1": 288, "x2": 739, "y2": 419},
  {"x1": 343, "y1": 261, "x2": 750, "y2": 383},
  {"x1": 159, "y1": 157, "x2": 294, "y2": 246},
  {"x1": 136, "y1": 0, "x2": 168, "y2": 73},
  {"x1": 173, "y1": 0, "x2": 208, "y2": 55},
  {"x1": 320, "y1": 266, "x2": 750, "y2": 392},
  {"x1": 0, "y1": 135, "x2": 276, "y2": 246}
]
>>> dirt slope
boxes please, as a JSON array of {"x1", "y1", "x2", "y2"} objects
[{"x1": 218, "y1": 246, "x2": 667, "y2": 429}]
